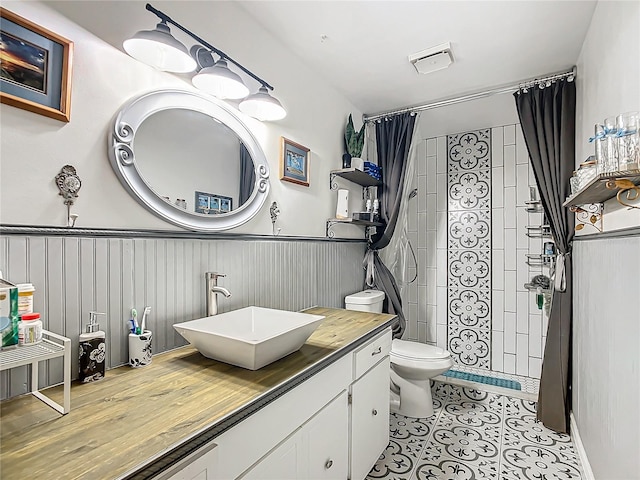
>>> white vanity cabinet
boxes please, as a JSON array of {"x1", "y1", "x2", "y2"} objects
[
  {"x1": 242, "y1": 391, "x2": 348, "y2": 480},
  {"x1": 156, "y1": 327, "x2": 392, "y2": 480},
  {"x1": 349, "y1": 330, "x2": 392, "y2": 480},
  {"x1": 159, "y1": 442, "x2": 219, "y2": 480}
]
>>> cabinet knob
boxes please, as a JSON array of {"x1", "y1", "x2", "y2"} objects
[
  {"x1": 325, "y1": 459, "x2": 333, "y2": 469},
  {"x1": 371, "y1": 346, "x2": 382, "y2": 356},
  {"x1": 372, "y1": 409, "x2": 378, "y2": 416}
]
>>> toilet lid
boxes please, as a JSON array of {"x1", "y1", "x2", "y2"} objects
[{"x1": 391, "y1": 339, "x2": 450, "y2": 360}]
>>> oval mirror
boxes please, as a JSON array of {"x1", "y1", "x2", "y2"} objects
[{"x1": 109, "y1": 89, "x2": 269, "y2": 231}]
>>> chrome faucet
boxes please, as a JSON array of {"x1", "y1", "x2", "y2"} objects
[{"x1": 205, "y1": 272, "x2": 231, "y2": 316}]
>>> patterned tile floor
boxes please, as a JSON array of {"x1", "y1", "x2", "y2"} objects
[{"x1": 367, "y1": 382, "x2": 583, "y2": 480}]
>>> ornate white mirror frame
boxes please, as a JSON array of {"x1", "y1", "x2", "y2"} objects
[{"x1": 108, "y1": 89, "x2": 270, "y2": 231}]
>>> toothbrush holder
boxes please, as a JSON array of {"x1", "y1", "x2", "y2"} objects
[{"x1": 128, "y1": 330, "x2": 152, "y2": 367}]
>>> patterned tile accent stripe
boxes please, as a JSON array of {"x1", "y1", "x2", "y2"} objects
[
  {"x1": 442, "y1": 369, "x2": 522, "y2": 390},
  {"x1": 447, "y1": 129, "x2": 492, "y2": 369}
]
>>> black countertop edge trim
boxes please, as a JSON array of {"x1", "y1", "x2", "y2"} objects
[
  {"x1": 120, "y1": 317, "x2": 397, "y2": 480},
  {"x1": 0, "y1": 225, "x2": 366, "y2": 243},
  {"x1": 573, "y1": 226, "x2": 640, "y2": 241}
]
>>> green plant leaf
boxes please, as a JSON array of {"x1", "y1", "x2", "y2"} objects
[{"x1": 345, "y1": 114, "x2": 365, "y2": 157}]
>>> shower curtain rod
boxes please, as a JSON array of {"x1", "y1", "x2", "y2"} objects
[{"x1": 363, "y1": 66, "x2": 576, "y2": 122}]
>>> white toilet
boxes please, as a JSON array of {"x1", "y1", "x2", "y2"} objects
[{"x1": 345, "y1": 290, "x2": 453, "y2": 419}]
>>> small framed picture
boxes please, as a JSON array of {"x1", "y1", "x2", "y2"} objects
[
  {"x1": 280, "y1": 137, "x2": 310, "y2": 187},
  {"x1": 195, "y1": 191, "x2": 211, "y2": 213},
  {"x1": 0, "y1": 8, "x2": 73, "y2": 122},
  {"x1": 194, "y1": 191, "x2": 233, "y2": 214},
  {"x1": 219, "y1": 197, "x2": 232, "y2": 212}
]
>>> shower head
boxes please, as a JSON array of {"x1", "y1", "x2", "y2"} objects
[{"x1": 408, "y1": 188, "x2": 418, "y2": 199}]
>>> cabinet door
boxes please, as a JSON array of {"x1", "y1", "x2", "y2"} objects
[
  {"x1": 159, "y1": 442, "x2": 219, "y2": 480},
  {"x1": 350, "y1": 357, "x2": 390, "y2": 480},
  {"x1": 305, "y1": 391, "x2": 349, "y2": 479},
  {"x1": 241, "y1": 432, "x2": 303, "y2": 480}
]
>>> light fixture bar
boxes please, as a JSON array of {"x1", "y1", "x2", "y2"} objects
[{"x1": 145, "y1": 3, "x2": 274, "y2": 91}]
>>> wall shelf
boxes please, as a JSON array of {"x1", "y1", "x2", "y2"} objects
[
  {"x1": 0, "y1": 330, "x2": 71, "y2": 414},
  {"x1": 328, "y1": 168, "x2": 382, "y2": 239},
  {"x1": 326, "y1": 218, "x2": 383, "y2": 238},
  {"x1": 525, "y1": 201, "x2": 544, "y2": 214},
  {"x1": 526, "y1": 253, "x2": 554, "y2": 267},
  {"x1": 525, "y1": 225, "x2": 552, "y2": 238},
  {"x1": 524, "y1": 282, "x2": 551, "y2": 293},
  {"x1": 330, "y1": 168, "x2": 381, "y2": 190},
  {"x1": 563, "y1": 169, "x2": 640, "y2": 209}
]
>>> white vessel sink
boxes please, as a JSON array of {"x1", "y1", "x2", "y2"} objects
[{"x1": 173, "y1": 307, "x2": 325, "y2": 370}]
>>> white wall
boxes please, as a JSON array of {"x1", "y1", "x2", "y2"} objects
[
  {"x1": 417, "y1": 93, "x2": 519, "y2": 139},
  {"x1": 573, "y1": 2, "x2": 640, "y2": 479},
  {"x1": 0, "y1": 1, "x2": 365, "y2": 238},
  {"x1": 575, "y1": 0, "x2": 640, "y2": 231}
]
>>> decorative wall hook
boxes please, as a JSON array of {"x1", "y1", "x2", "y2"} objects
[
  {"x1": 55, "y1": 165, "x2": 82, "y2": 227},
  {"x1": 270, "y1": 201, "x2": 281, "y2": 236}
]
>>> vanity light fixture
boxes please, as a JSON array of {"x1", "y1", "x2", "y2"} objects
[
  {"x1": 123, "y1": 3, "x2": 287, "y2": 121},
  {"x1": 123, "y1": 21, "x2": 196, "y2": 73},
  {"x1": 239, "y1": 86, "x2": 287, "y2": 121},
  {"x1": 192, "y1": 55, "x2": 250, "y2": 100}
]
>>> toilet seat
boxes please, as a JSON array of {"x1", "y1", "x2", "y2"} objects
[
  {"x1": 390, "y1": 339, "x2": 452, "y2": 370},
  {"x1": 391, "y1": 339, "x2": 450, "y2": 360}
]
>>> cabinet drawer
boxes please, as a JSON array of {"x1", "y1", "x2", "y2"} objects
[{"x1": 353, "y1": 328, "x2": 391, "y2": 380}]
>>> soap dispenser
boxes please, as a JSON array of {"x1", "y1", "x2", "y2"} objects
[{"x1": 79, "y1": 311, "x2": 106, "y2": 383}]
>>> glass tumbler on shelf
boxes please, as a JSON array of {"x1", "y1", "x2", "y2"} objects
[
  {"x1": 569, "y1": 171, "x2": 580, "y2": 195},
  {"x1": 616, "y1": 112, "x2": 639, "y2": 172},
  {"x1": 604, "y1": 116, "x2": 619, "y2": 172},
  {"x1": 576, "y1": 160, "x2": 597, "y2": 189},
  {"x1": 591, "y1": 124, "x2": 608, "y2": 174}
]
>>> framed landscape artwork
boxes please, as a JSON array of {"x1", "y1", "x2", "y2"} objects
[
  {"x1": 280, "y1": 137, "x2": 310, "y2": 187},
  {"x1": 0, "y1": 7, "x2": 73, "y2": 122}
]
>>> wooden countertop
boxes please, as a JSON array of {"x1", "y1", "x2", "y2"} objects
[{"x1": 0, "y1": 307, "x2": 396, "y2": 480}]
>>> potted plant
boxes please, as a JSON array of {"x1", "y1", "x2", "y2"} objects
[{"x1": 343, "y1": 114, "x2": 365, "y2": 169}]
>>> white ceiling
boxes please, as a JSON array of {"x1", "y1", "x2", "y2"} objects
[
  {"x1": 46, "y1": 0, "x2": 597, "y2": 116},
  {"x1": 235, "y1": 1, "x2": 596, "y2": 115}
]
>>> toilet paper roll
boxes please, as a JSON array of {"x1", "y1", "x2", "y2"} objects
[
  {"x1": 129, "y1": 330, "x2": 152, "y2": 367},
  {"x1": 336, "y1": 189, "x2": 349, "y2": 219}
]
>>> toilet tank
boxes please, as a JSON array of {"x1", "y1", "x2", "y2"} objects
[{"x1": 345, "y1": 290, "x2": 385, "y2": 313}]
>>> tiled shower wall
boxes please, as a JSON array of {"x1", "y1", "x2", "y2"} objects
[
  {"x1": 446, "y1": 130, "x2": 492, "y2": 368},
  {"x1": 404, "y1": 124, "x2": 548, "y2": 378},
  {"x1": 0, "y1": 234, "x2": 366, "y2": 399}
]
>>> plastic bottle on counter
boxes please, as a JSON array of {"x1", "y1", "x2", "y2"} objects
[
  {"x1": 17, "y1": 283, "x2": 35, "y2": 316},
  {"x1": 19, "y1": 313, "x2": 42, "y2": 345},
  {"x1": 79, "y1": 311, "x2": 106, "y2": 383}
]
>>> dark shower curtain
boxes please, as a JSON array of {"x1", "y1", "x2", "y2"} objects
[
  {"x1": 239, "y1": 143, "x2": 255, "y2": 206},
  {"x1": 366, "y1": 112, "x2": 417, "y2": 339},
  {"x1": 514, "y1": 79, "x2": 576, "y2": 433}
]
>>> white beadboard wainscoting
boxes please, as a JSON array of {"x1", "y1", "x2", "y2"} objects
[
  {"x1": 0, "y1": 231, "x2": 366, "y2": 399},
  {"x1": 572, "y1": 230, "x2": 640, "y2": 480}
]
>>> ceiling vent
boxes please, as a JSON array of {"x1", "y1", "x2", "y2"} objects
[{"x1": 408, "y1": 42, "x2": 454, "y2": 75}]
